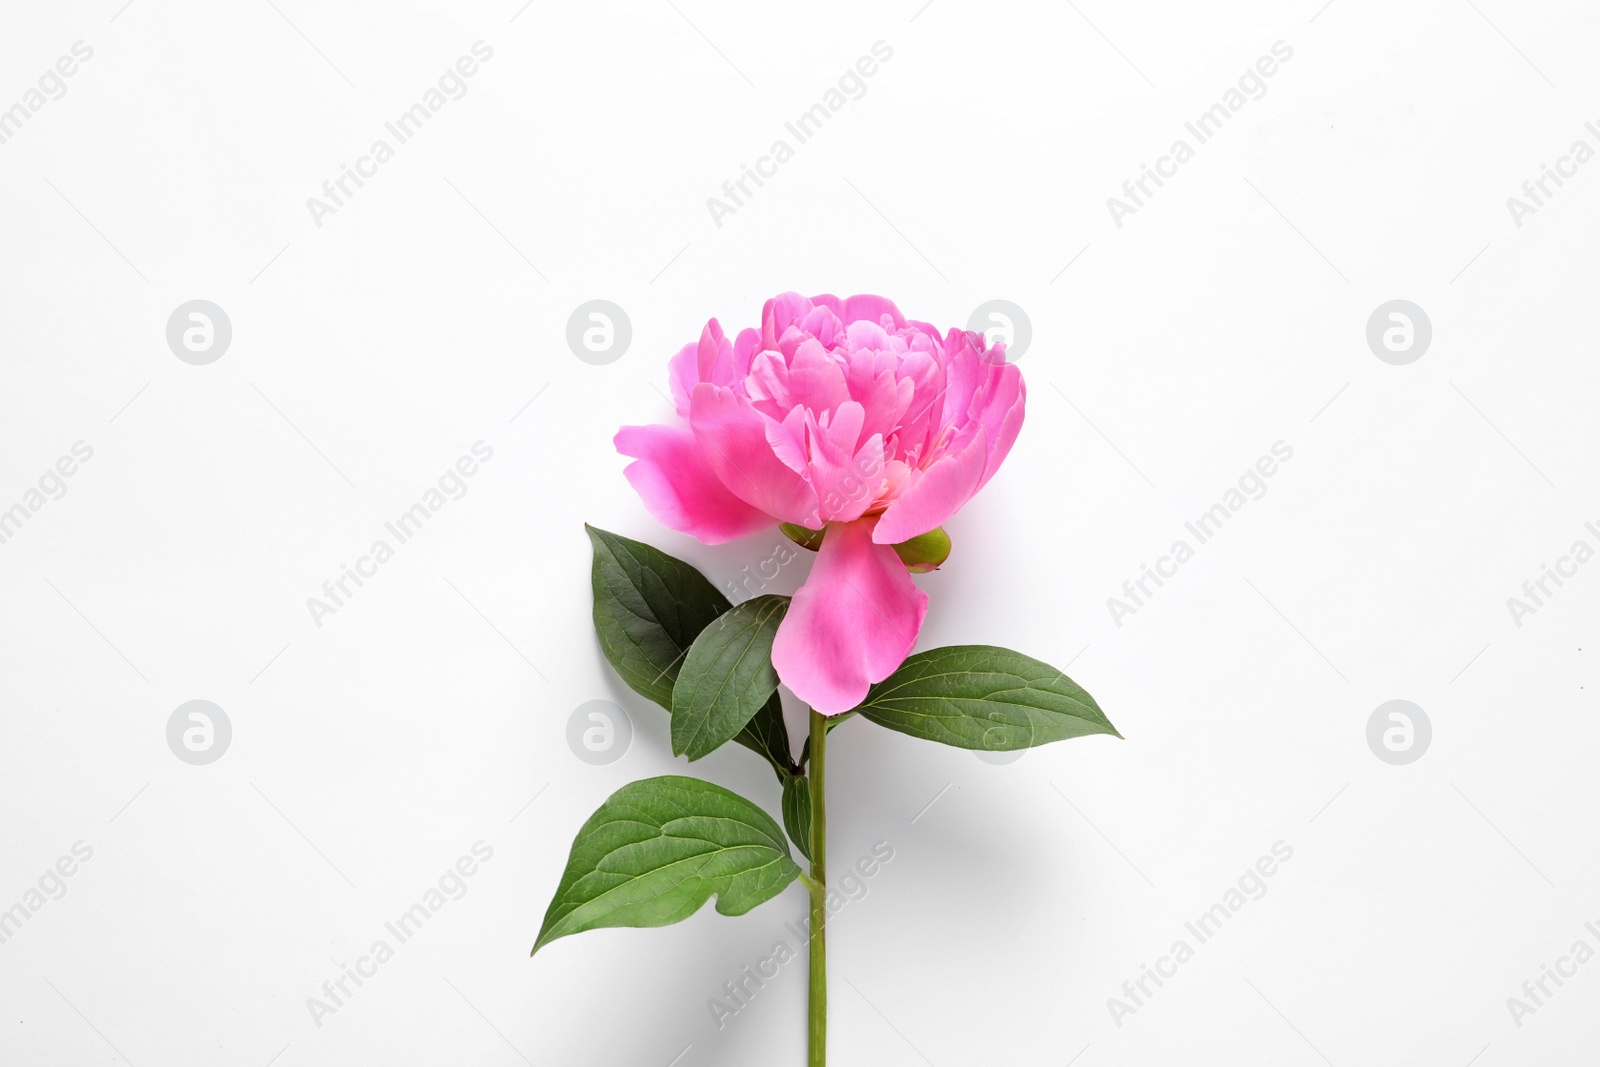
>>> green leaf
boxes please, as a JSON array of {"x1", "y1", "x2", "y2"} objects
[
  {"x1": 858, "y1": 645, "x2": 1120, "y2": 751},
  {"x1": 587, "y1": 524, "x2": 729, "y2": 709},
  {"x1": 740, "y1": 693, "x2": 795, "y2": 777},
  {"x1": 671, "y1": 595, "x2": 789, "y2": 761},
  {"x1": 586, "y1": 525, "x2": 795, "y2": 777},
  {"x1": 532, "y1": 776, "x2": 800, "y2": 954},
  {"x1": 781, "y1": 774, "x2": 812, "y2": 862}
]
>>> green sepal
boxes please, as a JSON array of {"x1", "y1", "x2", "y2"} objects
[
  {"x1": 780, "y1": 522, "x2": 825, "y2": 552},
  {"x1": 892, "y1": 527, "x2": 951, "y2": 572}
]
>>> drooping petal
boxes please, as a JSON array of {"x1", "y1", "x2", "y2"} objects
[
  {"x1": 771, "y1": 518, "x2": 929, "y2": 714},
  {"x1": 615, "y1": 424, "x2": 772, "y2": 544},
  {"x1": 688, "y1": 383, "x2": 820, "y2": 527}
]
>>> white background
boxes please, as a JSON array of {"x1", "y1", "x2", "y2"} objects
[{"x1": 1, "y1": 0, "x2": 1597, "y2": 1064}]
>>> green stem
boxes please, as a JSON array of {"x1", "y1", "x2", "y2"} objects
[{"x1": 807, "y1": 710, "x2": 828, "y2": 1067}]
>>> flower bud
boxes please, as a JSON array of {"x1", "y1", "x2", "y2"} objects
[{"x1": 892, "y1": 527, "x2": 951, "y2": 573}]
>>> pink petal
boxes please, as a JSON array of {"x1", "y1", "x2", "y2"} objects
[
  {"x1": 871, "y1": 361, "x2": 1025, "y2": 543},
  {"x1": 733, "y1": 328, "x2": 761, "y2": 378},
  {"x1": 935, "y1": 329, "x2": 986, "y2": 434},
  {"x1": 696, "y1": 319, "x2": 735, "y2": 385},
  {"x1": 806, "y1": 403, "x2": 885, "y2": 525},
  {"x1": 666, "y1": 341, "x2": 698, "y2": 420},
  {"x1": 771, "y1": 405, "x2": 813, "y2": 478},
  {"x1": 798, "y1": 303, "x2": 844, "y2": 347},
  {"x1": 615, "y1": 424, "x2": 772, "y2": 544},
  {"x1": 771, "y1": 518, "x2": 928, "y2": 714},
  {"x1": 821, "y1": 400, "x2": 865, "y2": 454},
  {"x1": 845, "y1": 318, "x2": 891, "y2": 351},
  {"x1": 667, "y1": 319, "x2": 742, "y2": 420},
  {"x1": 892, "y1": 351, "x2": 945, "y2": 462},
  {"x1": 975, "y1": 370, "x2": 1025, "y2": 494},
  {"x1": 849, "y1": 366, "x2": 915, "y2": 446},
  {"x1": 746, "y1": 338, "x2": 850, "y2": 417},
  {"x1": 811, "y1": 293, "x2": 905, "y2": 329},
  {"x1": 761, "y1": 293, "x2": 813, "y2": 350},
  {"x1": 689, "y1": 384, "x2": 820, "y2": 527},
  {"x1": 870, "y1": 435, "x2": 988, "y2": 544}
]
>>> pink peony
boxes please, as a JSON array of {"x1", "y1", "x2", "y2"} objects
[{"x1": 615, "y1": 293, "x2": 1025, "y2": 714}]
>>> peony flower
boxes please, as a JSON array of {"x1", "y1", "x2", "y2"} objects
[{"x1": 615, "y1": 293, "x2": 1025, "y2": 714}]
